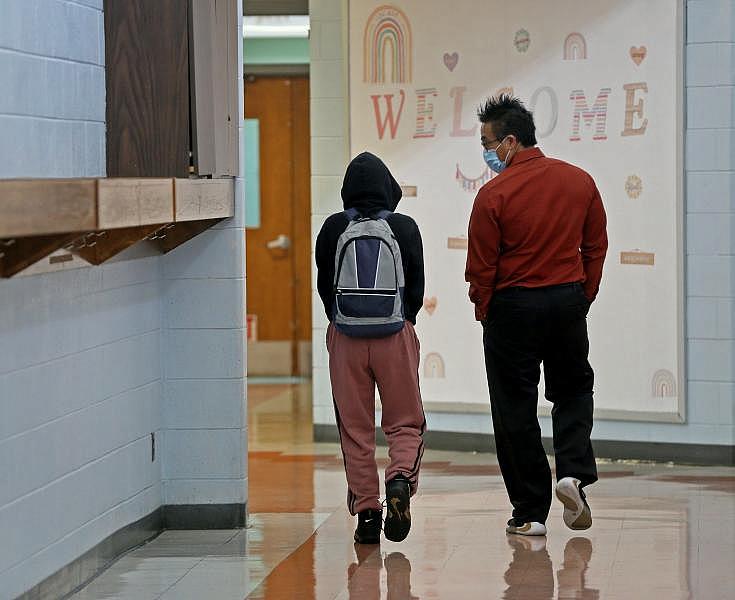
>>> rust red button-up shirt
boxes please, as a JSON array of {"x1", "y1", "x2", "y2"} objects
[{"x1": 465, "y1": 147, "x2": 608, "y2": 321}]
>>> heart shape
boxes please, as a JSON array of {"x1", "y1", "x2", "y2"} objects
[
  {"x1": 443, "y1": 52, "x2": 459, "y2": 72},
  {"x1": 630, "y1": 46, "x2": 646, "y2": 65},
  {"x1": 423, "y1": 296, "x2": 438, "y2": 315}
]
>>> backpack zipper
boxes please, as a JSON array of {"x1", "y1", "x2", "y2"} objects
[{"x1": 337, "y1": 288, "x2": 398, "y2": 295}]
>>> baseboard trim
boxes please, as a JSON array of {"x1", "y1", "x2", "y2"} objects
[
  {"x1": 313, "y1": 424, "x2": 734, "y2": 466},
  {"x1": 162, "y1": 503, "x2": 247, "y2": 529},
  {"x1": 18, "y1": 502, "x2": 247, "y2": 600}
]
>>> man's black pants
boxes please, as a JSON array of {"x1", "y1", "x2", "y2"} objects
[{"x1": 483, "y1": 282, "x2": 598, "y2": 525}]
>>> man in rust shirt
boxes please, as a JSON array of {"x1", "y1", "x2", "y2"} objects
[{"x1": 466, "y1": 95, "x2": 608, "y2": 537}]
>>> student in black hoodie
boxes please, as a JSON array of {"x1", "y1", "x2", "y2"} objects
[{"x1": 315, "y1": 152, "x2": 426, "y2": 545}]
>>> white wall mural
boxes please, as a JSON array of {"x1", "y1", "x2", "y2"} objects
[{"x1": 349, "y1": 0, "x2": 684, "y2": 420}]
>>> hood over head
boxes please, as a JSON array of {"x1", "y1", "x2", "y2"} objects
[{"x1": 341, "y1": 152, "x2": 402, "y2": 216}]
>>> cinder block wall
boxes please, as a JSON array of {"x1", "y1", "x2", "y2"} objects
[
  {"x1": 679, "y1": 0, "x2": 734, "y2": 441},
  {"x1": 0, "y1": 3, "x2": 162, "y2": 597},
  {"x1": 161, "y1": 224, "x2": 247, "y2": 510},
  {"x1": 309, "y1": 0, "x2": 350, "y2": 429},
  {"x1": 0, "y1": 1, "x2": 248, "y2": 597},
  {"x1": 0, "y1": 0, "x2": 105, "y2": 177},
  {"x1": 0, "y1": 260, "x2": 163, "y2": 599}
]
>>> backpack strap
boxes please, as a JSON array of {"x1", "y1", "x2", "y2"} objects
[
  {"x1": 344, "y1": 208, "x2": 361, "y2": 221},
  {"x1": 375, "y1": 209, "x2": 392, "y2": 220}
]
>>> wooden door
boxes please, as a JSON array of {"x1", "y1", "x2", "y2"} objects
[{"x1": 245, "y1": 76, "x2": 312, "y2": 376}]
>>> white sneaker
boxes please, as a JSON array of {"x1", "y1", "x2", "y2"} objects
[
  {"x1": 556, "y1": 477, "x2": 592, "y2": 530},
  {"x1": 506, "y1": 519, "x2": 547, "y2": 536}
]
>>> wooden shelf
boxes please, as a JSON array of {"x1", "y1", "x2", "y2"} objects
[
  {"x1": 98, "y1": 178, "x2": 174, "y2": 229},
  {"x1": 0, "y1": 177, "x2": 235, "y2": 277},
  {"x1": 0, "y1": 179, "x2": 97, "y2": 238},
  {"x1": 175, "y1": 178, "x2": 235, "y2": 221}
]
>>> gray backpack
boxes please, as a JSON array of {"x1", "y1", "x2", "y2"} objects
[{"x1": 332, "y1": 208, "x2": 406, "y2": 337}]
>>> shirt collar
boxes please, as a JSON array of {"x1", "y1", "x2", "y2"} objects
[{"x1": 509, "y1": 146, "x2": 544, "y2": 167}]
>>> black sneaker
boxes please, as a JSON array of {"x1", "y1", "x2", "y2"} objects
[
  {"x1": 384, "y1": 475, "x2": 412, "y2": 542},
  {"x1": 354, "y1": 508, "x2": 382, "y2": 544}
]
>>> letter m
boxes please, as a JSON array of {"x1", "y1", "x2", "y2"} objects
[{"x1": 569, "y1": 88, "x2": 612, "y2": 142}]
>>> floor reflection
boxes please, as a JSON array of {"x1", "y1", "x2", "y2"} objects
[
  {"x1": 384, "y1": 552, "x2": 419, "y2": 600},
  {"x1": 244, "y1": 384, "x2": 732, "y2": 600},
  {"x1": 502, "y1": 536, "x2": 599, "y2": 600},
  {"x1": 342, "y1": 536, "x2": 600, "y2": 600},
  {"x1": 557, "y1": 538, "x2": 598, "y2": 600},
  {"x1": 69, "y1": 383, "x2": 735, "y2": 600},
  {"x1": 347, "y1": 546, "x2": 419, "y2": 600},
  {"x1": 347, "y1": 544, "x2": 381, "y2": 600},
  {"x1": 503, "y1": 536, "x2": 554, "y2": 600}
]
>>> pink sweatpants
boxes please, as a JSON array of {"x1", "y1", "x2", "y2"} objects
[{"x1": 327, "y1": 322, "x2": 426, "y2": 515}]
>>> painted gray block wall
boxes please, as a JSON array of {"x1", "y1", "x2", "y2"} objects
[
  {"x1": 0, "y1": 260, "x2": 164, "y2": 599},
  {"x1": 310, "y1": 0, "x2": 351, "y2": 429},
  {"x1": 0, "y1": 4, "x2": 160, "y2": 598},
  {"x1": 0, "y1": 0, "x2": 248, "y2": 596},
  {"x1": 310, "y1": 0, "x2": 735, "y2": 450},
  {"x1": 0, "y1": 0, "x2": 105, "y2": 178},
  {"x1": 161, "y1": 226, "x2": 247, "y2": 507}
]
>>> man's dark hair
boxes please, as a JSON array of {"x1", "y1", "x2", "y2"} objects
[{"x1": 477, "y1": 95, "x2": 537, "y2": 147}]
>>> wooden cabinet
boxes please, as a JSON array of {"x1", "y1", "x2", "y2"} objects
[{"x1": 104, "y1": 0, "x2": 240, "y2": 179}]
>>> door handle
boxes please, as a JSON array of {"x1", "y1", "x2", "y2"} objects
[{"x1": 266, "y1": 234, "x2": 291, "y2": 250}]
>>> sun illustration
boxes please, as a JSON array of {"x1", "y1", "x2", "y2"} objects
[{"x1": 625, "y1": 175, "x2": 643, "y2": 199}]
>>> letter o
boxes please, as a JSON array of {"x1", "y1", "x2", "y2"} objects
[{"x1": 529, "y1": 86, "x2": 559, "y2": 139}]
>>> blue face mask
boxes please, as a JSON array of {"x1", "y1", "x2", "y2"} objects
[{"x1": 483, "y1": 148, "x2": 506, "y2": 173}]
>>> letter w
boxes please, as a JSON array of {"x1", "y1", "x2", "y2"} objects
[{"x1": 371, "y1": 90, "x2": 406, "y2": 140}]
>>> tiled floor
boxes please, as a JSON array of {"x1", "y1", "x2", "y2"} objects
[{"x1": 71, "y1": 383, "x2": 735, "y2": 599}]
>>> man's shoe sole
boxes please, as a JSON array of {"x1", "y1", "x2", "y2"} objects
[
  {"x1": 384, "y1": 481, "x2": 411, "y2": 542},
  {"x1": 556, "y1": 478, "x2": 592, "y2": 530}
]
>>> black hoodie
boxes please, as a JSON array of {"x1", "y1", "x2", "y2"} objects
[{"x1": 315, "y1": 152, "x2": 425, "y2": 324}]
